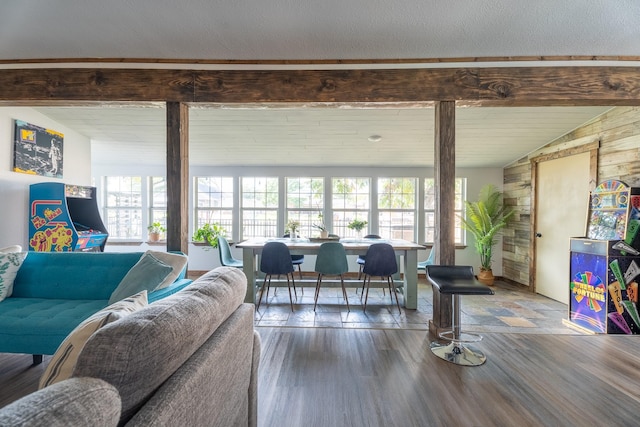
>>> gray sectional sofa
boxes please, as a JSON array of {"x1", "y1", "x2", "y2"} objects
[{"x1": 0, "y1": 266, "x2": 260, "y2": 427}]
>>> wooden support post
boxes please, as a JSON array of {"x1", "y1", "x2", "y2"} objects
[
  {"x1": 166, "y1": 102, "x2": 189, "y2": 254},
  {"x1": 429, "y1": 101, "x2": 456, "y2": 336}
]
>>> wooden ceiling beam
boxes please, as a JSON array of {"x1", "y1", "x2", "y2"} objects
[{"x1": 1, "y1": 66, "x2": 640, "y2": 105}]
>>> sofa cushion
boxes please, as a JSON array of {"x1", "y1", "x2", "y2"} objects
[
  {"x1": 108, "y1": 252, "x2": 173, "y2": 304},
  {"x1": 12, "y1": 252, "x2": 146, "y2": 300},
  {"x1": 0, "y1": 298, "x2": 109, "y2": 355},
  {"x1": 147, "y1": 250, "x2": 188, "y2": 290},
  {"x1": 0, "y1": 252, "x2": 28, "y2": 302},
  {"x1": 74, "y1": 267, "x2": 247, "y2": 423},
  {"x1": 0, "y1": 377, "x2": 120, "y2": 427},
  {"x1": 40, "y1": 291, "x2": 148, "y2": 389}
]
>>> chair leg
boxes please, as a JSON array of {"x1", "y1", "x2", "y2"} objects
[
  {"x1": 256, "y1": 275, "x2": 270, "y2": 310},
  {"x1": 291, "y1": 272, "x2": 297, "y2": 299},
  {"x1": 340, "y1": 274, "x2": 350, "y2": 312},
  {"x1": 388, "y1": 276, "x2": 401, "y2": 314},
  {"x1": 363, "y1": 275, "x2": 371, "y2": 312},
  {"x1": 297, "y1": 264, "x2": 303, "y2": 280},
  {"x1": 286, "y1": 274, "x2": 295, "y2": 312},
  {"x1": 314, "y1": 273, "x2": 323, "y2": 311}
]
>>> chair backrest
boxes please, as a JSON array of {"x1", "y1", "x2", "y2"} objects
[
  {"x1": 358, "y1": 234, "x2": 381, "y2": 260},
  {"x1": 362, "y1": 243, "x2": 397, "y2": 276},
  {"x1": 314, "y1": 242, "x2": 348, "y2": 275},
  {"x1": 282, "y1": 234, "x2": 304, "y2": 261},
  {"x1": 418, "y1": 247, "x2": 436, "y2": 270},
  {"x1": 218, "y1": 236, "x2": 236, "y2": 266},
  {"x1": 260, "y1": 241, "x2": 294, "y2": 275}
]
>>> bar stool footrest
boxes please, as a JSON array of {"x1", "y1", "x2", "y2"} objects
[
  {"x1": 430, "y1": 341, "x2": 487, "y2": 366},
  {"x1": 438, "y1": 330, "x2": 483, "y2": 343}
]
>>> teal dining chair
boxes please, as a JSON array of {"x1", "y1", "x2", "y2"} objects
[
  {"x1": 218, "y1": 236, "x2": 243, "y2": 268},
  {"x1": 313, "y1": 242, "x2": 350, "y2": 312},
  {"x1": 418, "y1": 247, "x2": 436, "y2": 271}
]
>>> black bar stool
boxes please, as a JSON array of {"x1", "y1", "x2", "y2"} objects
[{"x1": 425, "y1": 265, "x2": 494, "y2": 366}]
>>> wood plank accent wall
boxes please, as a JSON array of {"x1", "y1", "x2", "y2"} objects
[{"x1": 503, "y1": 106, "x2": 640, "y2": 286}]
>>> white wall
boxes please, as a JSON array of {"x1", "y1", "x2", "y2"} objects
[{"x1": 0, "y1": 107, "x2": 91, "y2": 248}]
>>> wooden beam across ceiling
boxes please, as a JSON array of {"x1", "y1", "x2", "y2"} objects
[{"x1": 1, "y1": 66, "x2": 640, "y2": 105}]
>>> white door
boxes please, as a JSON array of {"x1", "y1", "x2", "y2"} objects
[{"x1": 535, "y1": 152, "x2": 590, "y2": 303}]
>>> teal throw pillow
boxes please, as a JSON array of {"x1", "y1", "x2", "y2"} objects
[{"x1": 108, "y1": 252, "x2": 173, "y2": 304}]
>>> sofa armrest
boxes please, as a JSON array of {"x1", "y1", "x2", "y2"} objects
[
  {"x1": 0, "y1": 377, "x2": 120, "y2": 427},
  {"x1": 148, "y1": 278, "x2": 192, "y2": 303}
]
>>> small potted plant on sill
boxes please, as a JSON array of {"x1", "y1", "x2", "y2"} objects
[
  {"x1": 147, "y1": 222, "x2": 166, "y2": 242},
  {"x1": 312, "y1": 213, "x2": 329, "y2": 238},
  {"x1": 286, "y1": 220, "x2": 301, "y2": 238},
  {"x1": 192, "y1": 223, "x2": 226, "y2": 249},
  {"x1": 347, "y1": 218, "x2": 368, "y2": 238},
  {"x1": 460, "y1": 184, "x2": 514, "y2": 286}
]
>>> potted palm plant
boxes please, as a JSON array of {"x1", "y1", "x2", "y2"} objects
[
  {"x1": 460, "y1": 184, "x2": 514, "y2": 285},
  {"x1": 192, "y1": 223, "x2": 226, "y2": 249}
]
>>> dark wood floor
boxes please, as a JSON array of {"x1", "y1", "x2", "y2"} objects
[
  {"x1": 2, "y1": 330, "x2": 639, "y2": 426},
  {"x1": 2, "y1": 279, "x2": 638, "y2": 426},
  {"x1": 256, "y1": 327, "x2": 640, "y2": 427}
]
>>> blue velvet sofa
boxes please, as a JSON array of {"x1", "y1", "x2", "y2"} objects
[{"x1": 0, "y1": 251, "x2": 191, "y2": 363}]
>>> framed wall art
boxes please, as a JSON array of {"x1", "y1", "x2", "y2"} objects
[{"x1": 13, "y1": 119, "x2": 64, "y2": 178}]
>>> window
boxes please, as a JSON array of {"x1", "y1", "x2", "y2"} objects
[
  {"x1": 332, "y1": 178, "x2": 370, "y2": 237},
  {"x1": 103, "y1": 176, "x2": 142, "y2": 239},
  {"x1": 149, "y1": 176, "x2": 167, "y2": 231},
  {"x1": 424, "y1": 178, "x2": 466, "y2": 244},
  {"x1": 378, "y1": 178, "x2": 416, "y2": 240},
  {"x1": 286, "y1": 177, "x2": 323, "y2": 236},
  {"x1": 194, "y1": 177, "x2": 235, "y2": 236},
  {"x1": 241, "y1": 177, "x2": 278, "y2": 239}
]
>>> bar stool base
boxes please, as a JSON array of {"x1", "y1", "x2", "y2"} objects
[{"x1": 430, "y1": 341, "x2": 487, "y2": 366}]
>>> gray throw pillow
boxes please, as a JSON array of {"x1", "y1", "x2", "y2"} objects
[{"x1": 108, "y1": 252, "x2": 173, "y2": 304}]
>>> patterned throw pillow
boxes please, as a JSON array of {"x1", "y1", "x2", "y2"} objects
[
  {"x1": 39, "y1": 291, "x2": 148, "y2": 389},
  {"x1": 0, "y1": 252, "x2": 28, "y2": 302}
]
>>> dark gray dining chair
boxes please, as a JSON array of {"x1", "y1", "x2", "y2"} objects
[
  {"x1": 357, "y1": 234, "x2": 382, "y2": 280},
  {"x1": 361, "y1": 242, "x2": 401, "y2": 313},
  {"x1": 257, "y1": 241, "x2": 297, "y2": 311}
]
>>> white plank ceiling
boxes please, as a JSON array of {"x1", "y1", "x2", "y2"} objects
[{"x1": 33, "y1": 105, "x2": 611, "y2": 168}]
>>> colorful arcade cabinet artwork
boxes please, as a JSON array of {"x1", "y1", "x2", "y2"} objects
[
  {"x1": 29, "y1": 183, "x2": 109, "y2": 252},
  {"x1": 569, "y1": 180, "x2": 640, "y2": 334}
]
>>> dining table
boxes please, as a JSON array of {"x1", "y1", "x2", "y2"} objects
[{"x1": 236, "y1": 237, "x2": 424, "y2": 309}]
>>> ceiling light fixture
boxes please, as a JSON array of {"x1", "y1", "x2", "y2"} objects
[{"x1": 368, "y1": 134, "x2": 382, "y2": 142}]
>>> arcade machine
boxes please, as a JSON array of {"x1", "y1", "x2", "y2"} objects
[
  {"x1": 29, "y1": 182, "x2": 109, "y2": 252},
  {"x1": 568, "y1": 180, "x2": 640, "y2": 334}
]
